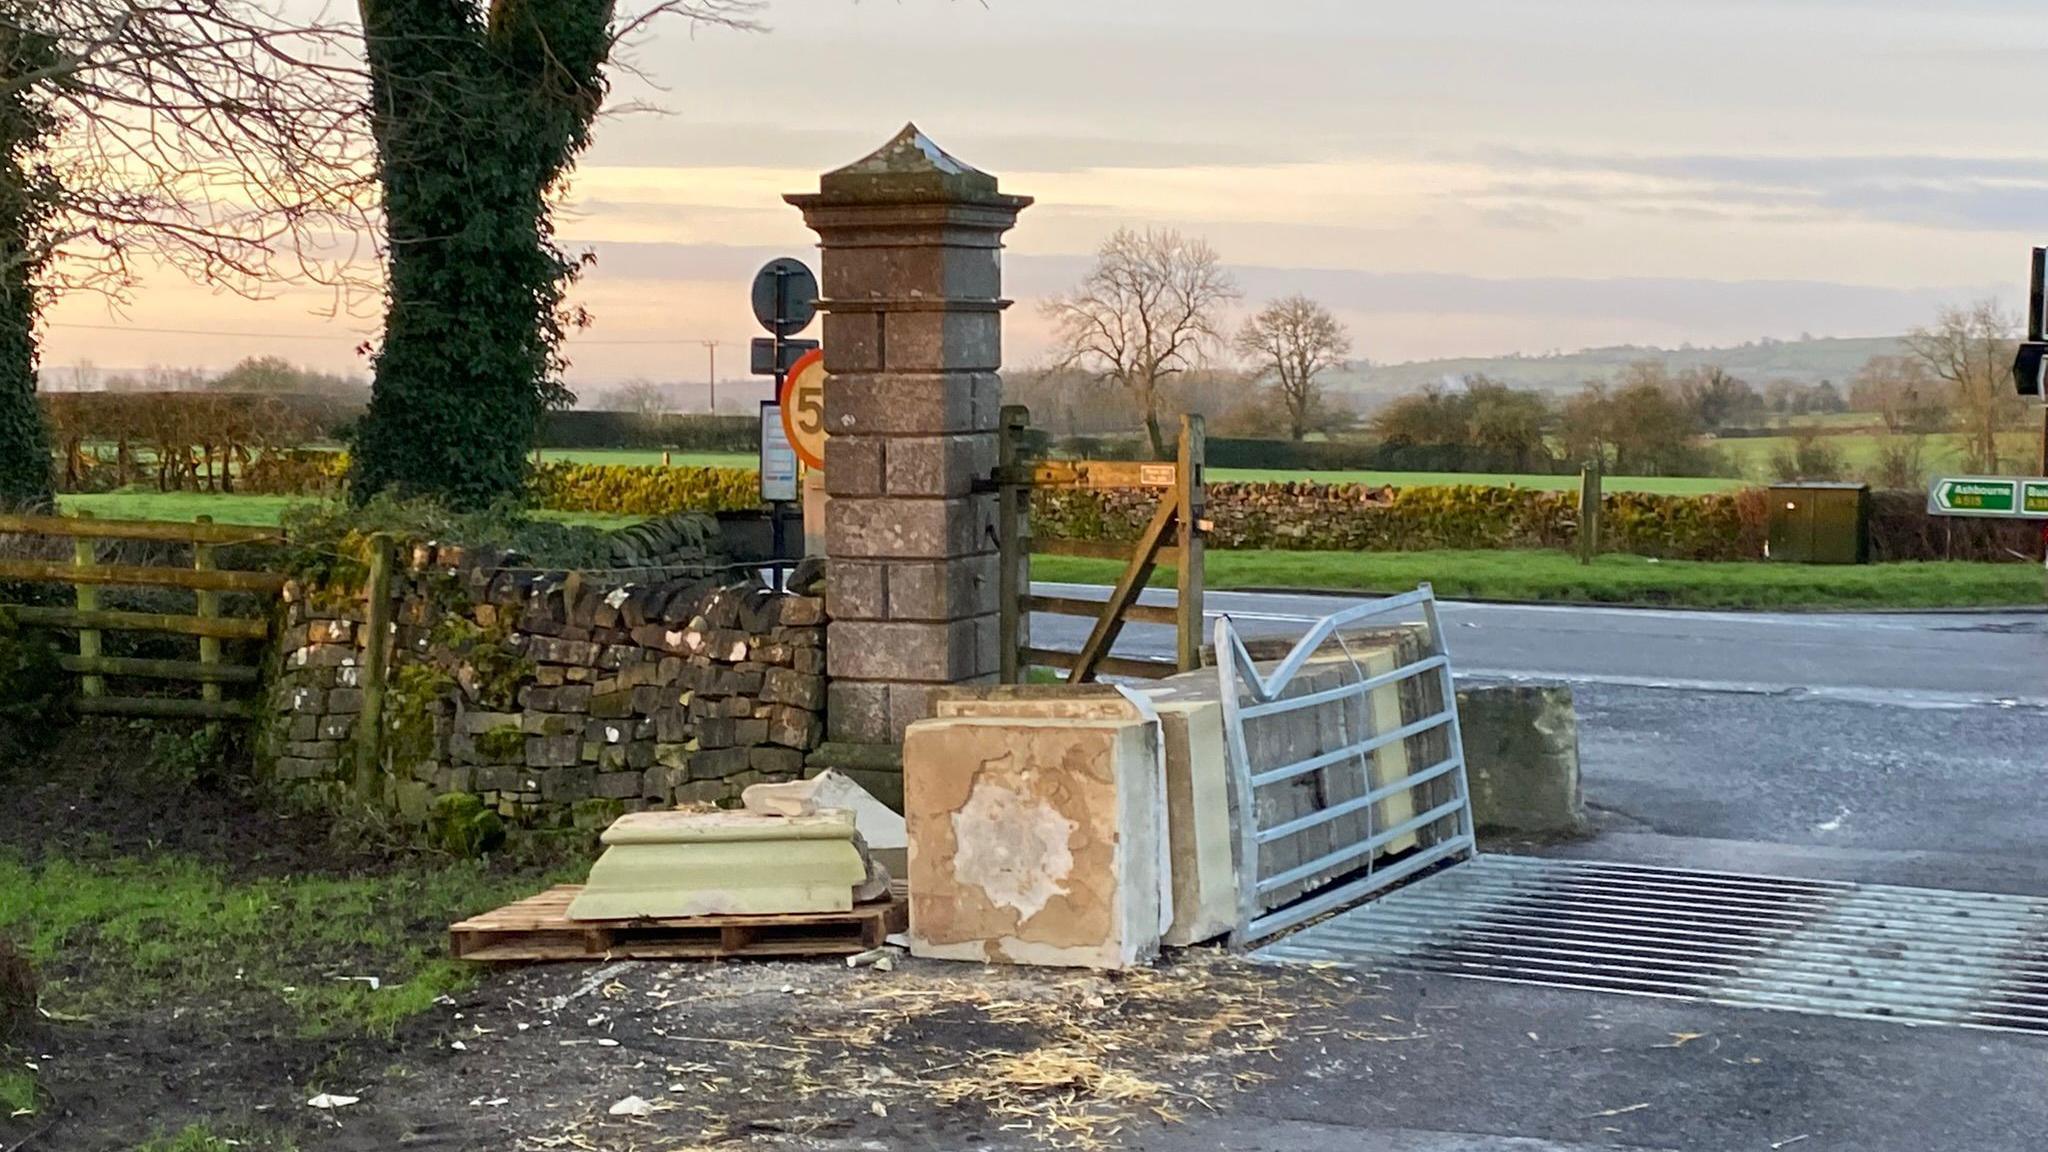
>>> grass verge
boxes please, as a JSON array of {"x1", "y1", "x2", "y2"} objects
[
  {"x1": 57, "y1": 491, "x2": 644, "y2": 531},
  {"x1": 1033, "y1": 548, "x2": 2046, "y2": 610},
  {"x1": 0, "y1": 853, "x2": 572, "y2": 1039},
  {"x1": 0, "y1": 1065, "x2": 33, "y2": 1117}
]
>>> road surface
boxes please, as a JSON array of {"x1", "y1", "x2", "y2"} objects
[
  {"x1": 1033, "y1": 582, "x2": 2048, "y2": 708},
  {"x1": 1034, "y1": 583, "x2": 2048, "y2": 890}
]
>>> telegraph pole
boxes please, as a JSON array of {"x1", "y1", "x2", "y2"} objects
[{"x1": 701, "y1": 340, "x2": 719, "y2": 413}]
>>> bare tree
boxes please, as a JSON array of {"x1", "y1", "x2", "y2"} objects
[
  {"x1": 1904, "y1": 301, "x2": 2024, "y2": 474},
  {"x1": 601, "y1": 378, "x2": 669, "y2": 416},
  {"x1": 1042, "y1": 227, "x2": 1238, "y2": 459},
  {"x1": 1, "y1": 0, "x2": 370, "y2": 507},
  {"x1": 1234, "y1": 294, "x2": 1350, "y2": 441}
]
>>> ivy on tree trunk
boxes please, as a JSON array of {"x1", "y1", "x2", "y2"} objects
[
  {"x1": 0, "y1": 20, "x2": 58, "y2": 511},
  {"x1": 351, "y1": 0, "x2": 610, "y2": 507}
]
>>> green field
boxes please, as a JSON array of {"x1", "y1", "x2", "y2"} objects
[
  {"x1": 58, "y1": 491, "x2": 642, "y2": 530},
  {"x1": 1206, "y1": 468, "x2": 1739, "y2": 494},
  {"x1": 1033, "y1": 549, "x2": 2045, "y2": 611},
  {"x1": 1714, "y1": 430, "x2": 2037, "y2": 480}
]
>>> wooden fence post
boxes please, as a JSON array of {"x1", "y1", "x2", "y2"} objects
[
  {"x1": 193, "y1": 515, "x2": 221, "y2": 705},
  {"x1": 996, "y1": 405, "x2": 1029, "y2": 684},
  {"x1": 1175, "y1": 414, "x2": 1206, "y2": 672},
  {"x1": 1578, "y1": 462, "x2": 1604, "y2": 565},
  {"x1": 353, "y1": 532, "x2": 395, "y2": 799},
  {"x1": 72, "y1": 512, "x2": 102, "y2": 699}
]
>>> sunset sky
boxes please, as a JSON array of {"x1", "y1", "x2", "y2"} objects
[{"x1": 41, "y1": 0, "x2": 2048, "y2": 391}]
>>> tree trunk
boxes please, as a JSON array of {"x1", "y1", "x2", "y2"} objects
[
  {"x1": 0, "y1": 30, "x2": 54, "y2": 511},
  {"x1": 351, "y1": 0, "x2": 610, "y2": 508}
]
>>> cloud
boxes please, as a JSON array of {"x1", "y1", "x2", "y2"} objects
[{"x1": 1460, "y1": 147, "x2": 2048, "y2": 232}]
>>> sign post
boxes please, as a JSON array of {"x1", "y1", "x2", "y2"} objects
[{"x1": 749, "y1": 257, "x2": 820, "y2": 589}]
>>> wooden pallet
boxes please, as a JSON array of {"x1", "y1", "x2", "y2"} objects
[{"x1": 450, "y1": 884, "x2": 908, "y2": 963}]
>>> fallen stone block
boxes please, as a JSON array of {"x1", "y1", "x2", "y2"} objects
[
  {"x1": 903, "y1": 715, "x2": 1163, "y2": 970},
  {"x1": 567, "y1": 810, "x2": 868, "y2": 920}
]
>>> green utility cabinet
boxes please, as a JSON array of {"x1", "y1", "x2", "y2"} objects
[{"x1": 1767, "y1": 482, "x2": 1869, "y2": 564}]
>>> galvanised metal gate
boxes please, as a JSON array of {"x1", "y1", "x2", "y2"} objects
[{"x1": 1215, "y1": 584, "x2": 1478, "y2": 947}]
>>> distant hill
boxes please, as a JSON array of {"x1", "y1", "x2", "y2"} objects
[{"x1": 1329, "y1": 336, "x2": 1905, "y2": 401}]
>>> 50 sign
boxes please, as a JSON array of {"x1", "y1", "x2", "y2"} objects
[{"x1": 779, "y1": 349, "x2": 827, "y2": 470}]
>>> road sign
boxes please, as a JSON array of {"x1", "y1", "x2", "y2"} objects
[
  {"x1": 751, "y1": 258, "x2": 818, "y2": 337},
  {"x1": 749, "y1": 337, "x2": 817, "y2": 376},
  {"x1": 779, "y1": 349, "x2": 827, "y2": 471},
  {"x1": 759, "y1": 401, "x2": 798, "y2": 503},
  {"x1": 1927, "y1": 476, "x2": 2048, "y2": 519}
]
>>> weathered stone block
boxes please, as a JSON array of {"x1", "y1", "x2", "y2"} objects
[
  {"x1": 540, "y1": 766, "x2": 594, "y2": 802},
  {"x1": 827, "y1": 618, "x2": 992, "y2": 682},
  {"x1": 778, "y1": 596, "x2": 826, "y2": 627},
  {"x1": 459, "y1": 710, "x2": 520, "y2": 735},
  {"x1": 826, "y1": 496, "x2": 995, "y2": 561},
  {"x1": 825, "y1": 437, "x2": 885, "y2": 497},
  {"x1": 521, "y1": 712, "x2": 579, "y2": 737},
  {"x1": 655, "y1": 707, "x2": 691, "y2": 742},
  {"x1": 326, "y1": 688, "x2": 365, "y2": 714},
  {"x1": 883, "y1": 555, "x2": 999, "y2": 622},
  {"x1": 1458, "y1": 683, "x2": 1586, "y2": 838},
  {"x1": 594, "y1": 771, "x2": 643, "y2": 800},
  {"x1": 761, "y1": 668, "x2": 826, "y2": 710},
  {"x1": 317, "y1": 716, "x2": 354, "y2": 741},
  {"x1": 590, "y1": 690, "x2": 634, "y2": 719},
  {"x1": 750, "y1": 746, "x2": 805, "y2": 777},
  {"x1": 734, "y1": 718, "x2": 769, "y2": 746},
  {"x1": 822, "y1": 371, "x2": 1002, "y2": 437},
  {"x1": 690, "y1": 747, "x2": 753, "y2": 780},
  {"x1": 768, "y1": 705, "x2": 822, "y2": 751},
  {"x1": 884, "y1": 434, "x2": 997, "y2": 498},
  {"x1": 826, "y1": 680, "x2": 892, "y2": 744},
  {"x1": 526, "y1": 734, "x2": 580, "y2": 768},
  {"x1": 904, "y1": 716, "x2": 1163, "y2": 969}
]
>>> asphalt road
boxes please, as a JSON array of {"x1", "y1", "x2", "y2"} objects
[
  {"x1": 1034, "y1": 583, "x2": 2048, "y2": 708},
  {"x1": 1034, "y1": 582, "x2": 2048, "y2": 889}
]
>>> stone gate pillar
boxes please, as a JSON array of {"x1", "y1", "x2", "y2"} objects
[{"x1": 786, "y1": 125, "x2": 1031, "y2": 745}]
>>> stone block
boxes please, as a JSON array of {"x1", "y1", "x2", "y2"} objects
[
  {"x1": 827, "y1": 617, "x2": 995, "y2": 682},
  {"x1": 750, "y1": 746, "x2": 805, "y2": 777},
  {"x1": 567, "y1": 811, "x2": 866, "y2": 920},
  {"x1": 792, "y1": 646, "x2": 827, "y2": 675},
  {"x1": 459, "y1": 710, "x2": 520, "y2": 735},
  {"x1": 778, "y1": 596, "x2": 826, "y2": 627},
  {"x1": 522, "y1": 712, "x2": 580, "y2": 737},
  {"x1": 690, "y1": 746, "x2": 754, "y2": 780},
  {"x1": 540, "y1": 766, "x2": 594, "y2": 802},
  {"x1": 885, "y1": 434, "x2": 998, "y2": 498},
  {"x1": 826, "y1": 680, "x2": 893, "y2": 744},
  {"x1": 317, "y1": 716, "x2": 354, "y2": 741},
  {"x1": 655, "y1": 707, "x2": 691, "y2": 742},
  {"x1": 825, "y1": 560, "x2": 886, "y2": 622},
  {"x1": 761, "y1": 668, "x2": 826, "y2": 710},
  {"x1": 903, "y1": 716, "x2": 1164, "y2": 970},
  {"x1": 882, "y1": 310, "x2": 1000, "y2": 372},
  {"x1": 768, "y1": 705, "x2": 822, "y2": 751},
  {"x1": 819, "y1": 242, "x2": 1002, "y2": 305},
  {"x1": 631, "y1": 685, "x2": 664, "y2": 715},
  {"x1": 619, "y1": 661, "x2": 667, "y2": 689},
  {"x1": 826, "y1": 495, "x2": 995, "y2": 561},
  {"x1": 734, "y1": 718, "x2": 769, "y2": 746},
  {"x1": 1458, "y1": 683, "x2": 1586, "y2": 838},
  {"x1": 1154, "y1": 697, "x2": 1236, "y2": 947},
  {"x1": 288, "y1": 713, "x2": 319, "y2": 741},
  {"x1": 526, "y1": 734, "x2": 580, "y2": 768},
  {"x1": 590, "y1": 690, "x2": 634, "y2": 719},
  {"x1": 698, "y1": 717, "x2": 737, "y2": 748},
  {"x1": 594, "y1": 771, "x2": 644, "y2": 800},
  {"x1": 626, "y1": 741, "x2": 656, "y2": 771},
  {"x1": 556, "y1": 684, "x2": 593, "y2": 713},
  {"x1": 884, "y1": 555, "x2": 1000, "y2": 622},
  {"x1": 825, "y1": 437, "x2": 885, "y2": 497},
  {"x1": 656, "y1": 742, "x2": 694, "y2": 770},
  {"x1": 326, "y1": 688, "x2": 365, "y2": 714},
  {"x1": 822, "y1": 371, "x2": 1002, "y2": 437}
]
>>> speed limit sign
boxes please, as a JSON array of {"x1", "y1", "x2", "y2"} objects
[{"x1": 779, "y1": 349, "x2": 827, "y2": 470}]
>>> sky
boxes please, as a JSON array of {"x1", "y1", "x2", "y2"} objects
[{"x1": 40, "y1": 0, "x2": 2048, "y2": 390}]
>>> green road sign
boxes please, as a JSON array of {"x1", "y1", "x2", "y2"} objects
[{"x1": 1928, "y1": 476, "x2": 2048, "y2": 519}]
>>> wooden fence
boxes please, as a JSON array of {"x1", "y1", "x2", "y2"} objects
[
  {"x1": 0, "y1": 513, "x2": 286, "y2": 720},
  {"x1": 995, "y1": 409, "x2": 1209, "y2": 682}
]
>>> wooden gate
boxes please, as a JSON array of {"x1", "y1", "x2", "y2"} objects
[
  {"x1": 0, "y1": 513, "x2": 285, "y2": 719},
  {"x1": 994, "y1": 408, "x2": 1208, "y2": 683}
]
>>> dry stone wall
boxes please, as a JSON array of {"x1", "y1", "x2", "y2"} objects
[{"x1": 265, "y1": 550, "x2": 827, "y2": 831}]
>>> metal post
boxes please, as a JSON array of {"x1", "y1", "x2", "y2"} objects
[
  {"x1": 1175, "y1": 413, "x2": 1206, "y2": 671},
  {"x1": 996, "y1": 405, "x2": 1029, "y2": 683},
  {"x1": 72, "y1": 512, "x2": 102, "y2": 700},
  {"x1": 704, "y1": 340, "x2": 719, "y2": 414},
  {"x1": 1577, "y1": 461, "x2": 1604, "y2": 565},
  {"x1": 353, "y1": 532, "x2": 394, "y2": 799},
  {"x1": 193, "y1": 515, "x2": 221, "y2": 705}
]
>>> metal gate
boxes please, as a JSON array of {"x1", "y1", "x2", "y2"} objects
[{"x1": 1214, "y1": 583, "x2": 1478, "y2": 947}]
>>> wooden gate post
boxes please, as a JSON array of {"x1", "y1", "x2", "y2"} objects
[
  {"x1": 353, "y1": 532, "x2": 395, "y2": 798},
  {"x1": 996, "y1": 405, "x2": 1030, "y2": 684},
  {"x1": 1578, "y1": 462, "x2": 1604, "y2": 565},
  {"x1": 193, "y1": 515, "x2": 221, "y2": 705},
  {"x1": 72, "y1": 512, "x2": 102, "y2": 700},
  {"x1": 1175, "y1": 414, "x2": 1206, "y2": 671}
]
